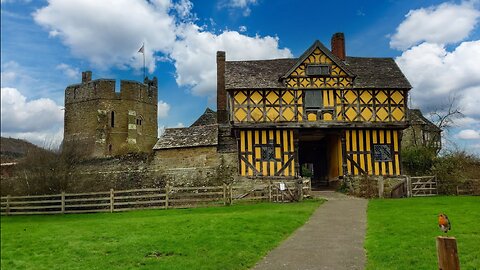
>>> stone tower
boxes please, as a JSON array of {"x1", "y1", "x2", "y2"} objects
[{"x1": 64, "y1": 71, "x2": 158, "y2": 157}]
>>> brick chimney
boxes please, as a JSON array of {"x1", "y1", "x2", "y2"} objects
[
  {"x1": 331, "y1": 33, "x2": 346, "y2": 61},
  {"x1": 216, "y1": 51, "x2": 228, "y2": 124},
  {"x1": 82, "y1": 71, "x2": 92, "y2": 83}
]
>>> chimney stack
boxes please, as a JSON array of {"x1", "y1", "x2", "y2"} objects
[
  {"x1": 216, "y1": 51, "x2": 228, "y2": 124},
  {"x1": 331, "y1": 33, "x2": 346, "y2": 61},
  {"x1": 82, "y1": 71, "x2": 92, "y2": 83}
]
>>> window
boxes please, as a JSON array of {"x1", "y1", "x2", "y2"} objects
[
  {"x1": 304, "y1": 90, "x2": 323, "y2": 109},
  {"x1": 261, "y1": 141, "x2": 276, "y2": 161},
  {"x1": 136, "y1": 118, "x2": 142, "y2": 125},
  {"x1": 306, "y1": 64, "x2": 330, "y2": 76},
  {"x1": 373, "y1": 144, "x2": 392, "y2": 162},
  {"x1": 110, "y1": 111, "x2": 115, "y2": 127}
]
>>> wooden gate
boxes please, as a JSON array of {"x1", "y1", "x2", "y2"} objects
[{"x1": 411, "y1": 176, "x2": 438, "y2": 197}]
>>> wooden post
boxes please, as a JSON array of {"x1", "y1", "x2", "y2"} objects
[
  {"x1": 268, "y1": 180, "x2": 272, "y2": 202},
  {"x1": 378, "y1": 176, "x2": 384, "y2": 198},
  {"x1": 61, "y1": 192, "x2": 65, "y2": 214},
  {"x1": 406, "y1": 176, "x2": 412, "y2": 197},
  {"x1": 165, "y1": 182, "x2": 170, "y2": 209},
  {"x1": 229, "y1": 183, "x2": 233, "y2": 205},
  {"x1": 223, "y1": 183, "x2": 227, "y2": 205},
  {"x1": 436, "y1": 236, "x2": 460, "y2": 270},
  {"x1": 296, "y1": 180, "x2": 303, "y2": 201},
  {"x1": 6, "y1": 195, "x2": 10, "y2": 216},
  {"x1": 110, "y1": 189, "x2": 114, "y2": 213}
]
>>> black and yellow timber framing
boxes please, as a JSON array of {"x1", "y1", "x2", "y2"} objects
[
  {"x1": 238, "y1": 129, "x2": 295, "y2": 177},
  {"x1": 344, "y1": 129, "x2": 401, "y2": 176},
  {"x1": 230, "y1": 88, "x2": 406, "y2": 123}
]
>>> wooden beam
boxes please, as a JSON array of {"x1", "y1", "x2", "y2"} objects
[{"x1": 436, "y1": 236, "x2": 460, "y2": 270}]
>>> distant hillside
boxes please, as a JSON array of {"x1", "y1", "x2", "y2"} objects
[{"x1": 0, "y1": 137, "x2": 47, "y2": 162}]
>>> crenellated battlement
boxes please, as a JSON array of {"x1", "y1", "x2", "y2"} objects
[{"x1": 65, "y1": 71, "x2": 158, "y2": 105}]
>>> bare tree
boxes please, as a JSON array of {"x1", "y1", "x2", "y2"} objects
[{"x1": 429, "y1": 95, "x2": 464, "y2": 130}]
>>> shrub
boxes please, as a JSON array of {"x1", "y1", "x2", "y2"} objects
[{"x1": 401, "y1": 145, "x2": 436, "y2": 176}]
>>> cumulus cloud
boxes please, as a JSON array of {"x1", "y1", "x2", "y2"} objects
[
  {"x1": 33, "y1": 0, "x2": 291, "y2": 98},
  {"x1": 219, "y1": 0, "x2": 258, "y2": 16},
  {"x1": 157, "y1": 100, "x2": 171, "y2": 119},
  {"x1": 34, "y1": 0, "x2": 176, "y2": 72},
  {"x1": 172, "y1": 24, "x2": 292, "y2": 96},
  {"x1": 390, "y1": 1, "x2": 480, "y2": 50},
  {"x1": 396, "y1": 41, "x2": 480, "y2": 116},
  {"x1": 1, "y1": 87, "x2": 64, "y2": 146},
  {"x1": 56, "y1": 63, "x2": 79, "y2": 79},
  {"x1": 392, "y1": 1, "x2": 480, "y2": 153},
  {"x1": 456, "y1": 129, "x2": 480, "y2": 140}
]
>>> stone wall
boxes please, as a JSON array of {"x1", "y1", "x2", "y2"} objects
[
  {"x1": 64, "y1": 73, "x2": 158, "y2": 158},
  {"x1": 346, "y1": 175, "x2": 406, "y2": 198}
]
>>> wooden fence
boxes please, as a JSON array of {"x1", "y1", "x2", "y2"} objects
[
  {"x1": 410, "y1": 176, "x2": 438, "y2": 197},
  {"x1": 456, "y1": 179, "x2": 480, "y2": 195},
  {"x1": 1, "y1": 180, "x2": 311, "y2": 216}
]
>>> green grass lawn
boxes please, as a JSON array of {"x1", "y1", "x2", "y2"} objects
[
  {"x1": 366, "y1": 196, "x2": 480, "y2": 269},
  {"x1": 1, "y1": 200, "x2": 322, "y2": 270}
]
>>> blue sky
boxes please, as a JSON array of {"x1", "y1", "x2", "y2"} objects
[{"x1": 1, "y1": 0, "x2": 480, "y2": 154}]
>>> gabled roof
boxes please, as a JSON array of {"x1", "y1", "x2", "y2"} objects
[
  {"x1": 190, "y1": 108, "x2": 217, "y2": 127},
  {"x1": 407, "y1": 109, "x2": 442, "y2": 132},
  {"x1": 345, "y1": 57, "x2": 412, "y2": 89},
  {"x1": 225, "y1": 57, "x2": 412, "y2": 90},
  {"x1": 281, "y1": 40, "x2": 355, "y2": 78},
  {"x1": 153, "y1": 124, "x2": 218, "y2": 150}
]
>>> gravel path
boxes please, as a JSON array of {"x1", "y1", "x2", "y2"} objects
[{"x1": 251, "y1": 191, "x2": 367, "y2": 270}]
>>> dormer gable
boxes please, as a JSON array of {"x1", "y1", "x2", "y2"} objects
[{"x1": 281, "y1": 39, "x2": 355, "y2": 80}]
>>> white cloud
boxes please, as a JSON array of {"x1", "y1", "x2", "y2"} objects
[
  {"x1": 220, "y1": 0, "x2": 258, "y2": 16},
  {"x1": 456, "y1": 129, "x2": 480, "y2": 140},
  {"x1": 171, "y1": 24, "x2": 292, "y2": 96},
  {"x1": 34, "y1": 0, "x2": 176, "y2": 73},
  {"x1": 396, "y1": 41, "x2": 480, "y2": 117},
  {"x1": 390, "y1": 1, "x2": 480, "y2": 50},
  {"x1": 1, "y1": 87, "x2": 64, "y2": 146},
  {"x1": 239, "y1": 25, "x2": 247, "y2": 32},
  {"x1": 174, "y1": 122, "x2": 184, "y2": 128},
  {"x1": 56, "y1": 63, "x2": 79, "y2": 79},
  {"x1": 33, "y1": 0, "x2": 291, "y2": 98},
  {"x1": 157, "y1": 100, "x2": 170, "y2": 119}
]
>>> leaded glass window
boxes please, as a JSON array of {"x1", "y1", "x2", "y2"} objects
[{"x1": 373, "y1": 144, "x2": 392, "y2": 162}]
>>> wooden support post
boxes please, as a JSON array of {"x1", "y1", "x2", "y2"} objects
[
  {"x1": 406, "y1": 176, "x2": 412, "y2": 197},
  {"x1": 6, "y1": 195, "x2": 10, "y2": 216},
  {"x1": 229, "y1": 184, "x2": 233, "y2": 205},
  {"x1": 61, "y1": 192, "x2": 65, "y2": 214},
  {"x1": 165, "y1": 182, "x2": 170, "y2": 209},
  {"x1": 109, "y1": 189, "x2": 114, "y2": 213},
  {"x1": 436, "y1": 236, "x2": 460, "y2": 270},
  {"x1": 378, "y1": 176, "x2": 384, "y2": 198}
]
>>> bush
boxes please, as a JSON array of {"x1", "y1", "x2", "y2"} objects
[
  {"x1": 401, "y1": 146, "x2": 436, "y2": 176},
  {"x1": 432, "y1": 151, "x2": 480, "y2": 194}
]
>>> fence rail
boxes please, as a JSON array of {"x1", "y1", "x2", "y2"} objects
[
  {"x1": 411, "y1": 176, "x2": 438, "y2": 197},
  {"x1": 1, "y1": 179, "x2": 311, "y2": 216}
]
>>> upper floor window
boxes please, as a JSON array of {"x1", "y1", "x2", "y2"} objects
[
  {"x1": 306, "y1": 64, "x2": 330, "y2": 76},
  {"x1": 304, "y1": 90, "x2": 323, "y2": 109}
]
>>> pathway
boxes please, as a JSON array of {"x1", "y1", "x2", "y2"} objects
[{"x1": 251, "y1": 191, "x2": 368, "y2": 270}]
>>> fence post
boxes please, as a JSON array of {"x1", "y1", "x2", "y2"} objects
[
  {"x1": 437, "y1": 236, "x2": 460, "y2": 270},
  {"x1": 61, "y1": 192, "x2": 65, "y2": 214},
  {"x1": 296, "y1": 179, "x2": 303, "y2": 201},
  {"x1": 6, "y1": 195, "x2": 10, "y2": 216},
  {"x1": 110, "y1": 189, "x2": 114, "y2": 213},
  {"x1": 268, "y1": 180, "x2": 272, "y2": 202},
  {"x1": 229, "y1": 183, "x2": 233, "y2": 205},
  {"x1": 223, "y1": 183, "x2": 227, "y2": 205},
  {"x1": 165, "y1": 182, "x2": 170, "y2": 209},
  {"x1": 378, "y1": 176, "x2": 384, "y2": 198}
]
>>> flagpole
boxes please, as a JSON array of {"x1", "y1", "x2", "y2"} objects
[{"x1": 143, "y1": 43, "x2": 146, "y2": 80}]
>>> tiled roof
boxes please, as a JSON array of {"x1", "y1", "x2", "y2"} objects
[
  {"x1": 153, "y1": 124, "x2": 218, "y2": 150},
  {"x1": 225, "y1": 57, "x2": 411, "y2": 90},
  {"x1": 190, "y1": 108, "x2": 217, "y2": 127},
  {"x1": 407, "y1": 109, "x2": 442, "y2": 131}
]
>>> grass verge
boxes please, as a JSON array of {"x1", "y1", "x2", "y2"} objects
[
  {"x1": 1, "y1": 200, "x2": 322, "y2": 270},
  {"x1": 366, "y1": 196, "x2": 480, "y2": 269}
]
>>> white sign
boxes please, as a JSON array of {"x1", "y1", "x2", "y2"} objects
[{"x1": 279, "y1": 182, "x2": 286, "y2": 191}]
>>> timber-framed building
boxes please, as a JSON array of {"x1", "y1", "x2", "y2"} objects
[{"x1": 216, "y1": 33, "x2": 411, "y2": 188}]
